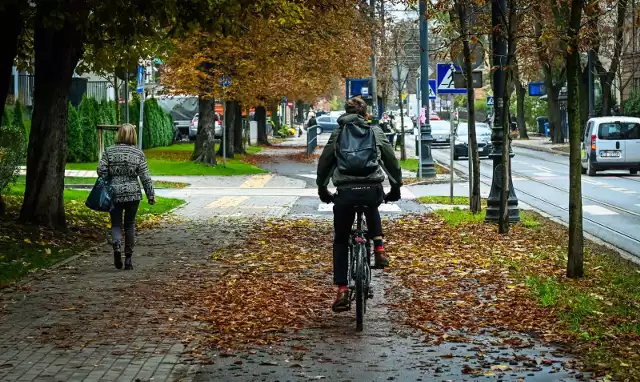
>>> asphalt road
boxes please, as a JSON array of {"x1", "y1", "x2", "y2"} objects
[{"x1": 405, "y1": 135, "x2": 640, "y2": 259}]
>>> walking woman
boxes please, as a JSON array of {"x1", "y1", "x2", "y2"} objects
[{"x1": 97, "y1": 124, "x2": 155, "y2": 270}]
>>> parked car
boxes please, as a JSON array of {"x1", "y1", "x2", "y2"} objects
[
  {"x1": 189, "y1": 113, "x2": 223, "y2": 140},
  {"x1": 430, "y1": 120, "x2": 453, "y2": 146},
  {"x1": 453, "y1": 122, "x2": 493, "y2": 160},
  {"x1": 315, "y1": 115, "x2": 339, "y2": 134},
  {"x1": 392, "y1": 111, "x2": 413, "y2": 134},
  {"x1": 581, "y1": 117, "x2": 640, "y2": 176}
]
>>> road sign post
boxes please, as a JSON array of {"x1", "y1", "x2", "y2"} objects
[
  {"x1": 486, "y1": 0, "x2": 519, "y2": 223},
  {"x1": 136, "y1": 65, "x2": 145, "y2": 149}
]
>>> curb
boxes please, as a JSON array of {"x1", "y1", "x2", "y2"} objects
[{"x1": 512, "y1": 141, "x2": 570, "y2": 157}]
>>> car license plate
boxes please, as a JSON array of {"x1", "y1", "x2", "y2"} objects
[{"x1": 600, "y1": 151, "x2": 621, "y2": 158}]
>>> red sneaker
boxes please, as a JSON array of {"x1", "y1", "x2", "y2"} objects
[
  {"x1": 374, "y1": 246, "x2": 389, "y2": 268},
  {"x1": 332, "y1": 286, "x2": 350, "y2": 312}
]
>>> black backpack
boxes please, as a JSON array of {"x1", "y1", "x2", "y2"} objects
[{"x1": 335, "y1": 122, "x2": 379, "y2": 176}]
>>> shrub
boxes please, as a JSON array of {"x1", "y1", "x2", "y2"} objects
[
  {"x1": 0, "y1": 122, "x2": 26, "y2": 197},
  {"x1": 12, "y1": 101, "x2": 26, "y2": 134},
  {"x1": 2, "y1": 108, "x2": 12, "y2": 128},
  {"x1": 67, "y1": 103, "x2": 83, "y2": 163},
  {"x1": 78, "y1": 96, "x2": 99, "y2": 162},
  {"x1": 623, "y1": 91, "x2": 640, "y2": 118}
]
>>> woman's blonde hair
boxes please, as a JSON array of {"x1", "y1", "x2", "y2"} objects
[{"x1": 115, "y1": 123, "x2": 138, "y2": 146}]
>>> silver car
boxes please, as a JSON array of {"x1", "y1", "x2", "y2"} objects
[
  {"x1": 189, "y1": 113, "x2": 223, "y2": 140},
  {"x1": 430, "y1": 120, "x2": 453, "y2": 146}
]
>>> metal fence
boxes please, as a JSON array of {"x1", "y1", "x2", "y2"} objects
[
  {"x1": 18, "y1": 75, "x2": 35, "y2": 106},
  {"x1": 306, "y1": 125, "x2": 318, "y2": 156},
  {"x1": 86, "y1": 81, "x2": 111, "y2": 102}
]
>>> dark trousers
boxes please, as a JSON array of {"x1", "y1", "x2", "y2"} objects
[
  {"x1": 332, "y1": 187, "x2": 383, "y2": 286},
  {"x1": 109, "y1": 201, "x2": 140, "y2": 256}
]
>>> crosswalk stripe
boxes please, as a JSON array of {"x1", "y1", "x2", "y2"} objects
[
  {"x1": 318, "y1": 203, "x2": 402, "y2": 212},
  {"x1": 610, "y1": 187, "x2": 627, "y2": 192},
  {"x1": 240, "y1": 174, "x2": 273, "y2": 188},
  {"x1": 205, "y1": 196, "x2": 249, "y2": 208},
  {"x1": 583, "y1": 205, "x2": 618, "y2": 216}
]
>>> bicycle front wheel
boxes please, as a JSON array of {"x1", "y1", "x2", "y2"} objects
[{"x1": 355, "y1": 243, "x2": 366, "y2": 332}]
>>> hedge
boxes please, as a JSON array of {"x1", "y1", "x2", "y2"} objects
[{"x1": 65, "y1": 95, "x2": 174, "y2": 162}]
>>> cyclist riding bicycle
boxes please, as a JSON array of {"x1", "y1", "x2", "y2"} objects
[{"x1": 316, "y1": 97, "x2": 403, "y2": 312}]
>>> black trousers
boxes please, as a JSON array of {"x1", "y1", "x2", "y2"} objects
[
  {"x1": 109, "y1": 201, "x2": 140, "y2": 256},
  {"x1": 332, "y1": 186, "x2": 383, "y2": 286}
]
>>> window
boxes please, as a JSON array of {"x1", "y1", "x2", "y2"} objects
[
  {"x1": 598, "y1": 122, "x2": 640, "y2": 140},
  {"x1": 317, "y1": 116, "x2": 329, "y2": 123}
]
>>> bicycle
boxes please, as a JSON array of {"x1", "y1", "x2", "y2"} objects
[{"x1": 347, "y1": 206, "x2": 374, "y2": 332}]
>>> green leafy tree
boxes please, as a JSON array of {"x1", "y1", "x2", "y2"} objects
[
  {"x1": 1, "y1": 108, "x2": 12, "y2": 128},
  {"x1": 12, "y1": 100, "x2": 26, "y2": 133},
  {"x1": 66, "y1": 103, "x2": 83, "y2": 163},
  {"x1": 0, "y1": 122, "x2": 26, "y2": 215}
]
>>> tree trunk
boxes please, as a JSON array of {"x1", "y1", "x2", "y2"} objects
[
  {"x1": 193, "y1": 96, "x2": 214, "y2": 160},
  {"x1": 269, "y1": 104, "x2": 280, "y2": 130},
  {"x1": 256, "y1": 106, "x2": 269, "y2": 145},
  {"x1": 515, "y1": 81, "x2": 528, "y2": 139},
  {"x1": 456, "y1": 1, "x2": 481, "y2": 214},
  {"x1": 566, "y1": 0, "x2": 584, "y2": 279},
  {"x1": 217, "y1": 100, "x2": 235, "y2": 158},
  {"x1": 600, "y1": 77, "x2": 613, "y2": 116},
  {"x1": 547, "y1": 89, "x2": 564, "y2": 143},
  {"x1": 0, "y1": 1, "x2": 23, "y2": 118},
  {"x1": 233, "y1": 102, "x2": 245, "y2": 154},
  {"x1": 579, "y1": 66, "x2": 589, "y2": 131},
  {"x1": 193, "y1": 96, "x2": 216, "y2": 165},
  {"x1": 19, "y1": 9, "x2": 86, "y2": 229}
]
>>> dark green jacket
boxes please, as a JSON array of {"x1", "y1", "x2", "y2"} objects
[{"x1": 316, "y1": 113, "x2": 403, "y2": 189}]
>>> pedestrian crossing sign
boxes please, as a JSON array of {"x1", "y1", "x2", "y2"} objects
[
  {"x1": 437, "y1": 63, "x2": 467, "y2": 94},
  {"x1": 428, "y1": 80, "x2": 436, "y2": 100},
  {"x1": 487, "y1": 96, "x2": 494, "y2": 106}
]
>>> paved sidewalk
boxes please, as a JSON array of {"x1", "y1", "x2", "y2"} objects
[
  {"x1": 0, "y1": 222, "x2": 249, "y2": 382},
  {"x1": 512, "y1": 136, "x2": 570, "y2": 157}
]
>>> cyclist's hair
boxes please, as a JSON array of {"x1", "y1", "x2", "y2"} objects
[{"x1": 346, "y1": 97, "x2": 367, "y2": 116}]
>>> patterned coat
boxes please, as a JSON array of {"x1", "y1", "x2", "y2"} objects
[{"x1": 97, "y1": 144, "x2": 155, "y2": 204}]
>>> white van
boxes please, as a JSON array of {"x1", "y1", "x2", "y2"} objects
[{"x1": 581, "y1": 117, "x2": 640, "y2": 176}]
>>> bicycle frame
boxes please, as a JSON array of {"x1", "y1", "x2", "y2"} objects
[{"x1": 348, "y1": 207, "x2": 372, "y2": 331}]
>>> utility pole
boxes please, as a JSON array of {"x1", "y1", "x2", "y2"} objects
[
  {"x1": 485, "y1": 0, "x2": 519, "y2": 222},
  {"x1": 370, "y1": 0, "x2": 379, "y2": 119},
  {"x1": 419, "y1": 0, "x2": 436, "y2": 178}
]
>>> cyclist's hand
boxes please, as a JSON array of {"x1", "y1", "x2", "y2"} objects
[
  {"x1": 384, "y1": 186, "x2": 401, "y2": 203},
  {"x1": 318, "y1": 187, "x2": 334, "y2": 204}
]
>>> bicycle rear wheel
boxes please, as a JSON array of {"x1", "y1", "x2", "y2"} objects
[{"x1": 355, "y1": 243, "x2": 366, "y2": 332}]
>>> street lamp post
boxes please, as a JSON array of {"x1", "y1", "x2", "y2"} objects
[
  {"x1": 419, "y1": 0, "x2": 436, "y2": 178},
  {"x1": 485, "y1": 0, "x2": 519, "y2": 222}
]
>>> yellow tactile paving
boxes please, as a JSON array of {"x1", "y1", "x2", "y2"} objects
[
  {"x1": 239, "y1": 174, "x2": 273, "y2": 188},
  {"x1": 204, "y1": 196, "x2": 249, "y2": 209}
]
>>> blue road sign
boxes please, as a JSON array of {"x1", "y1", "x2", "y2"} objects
[
  {"x1": 428, "y1": 79, "x2": 437, "y2": 100},
  {"x1": 487, "y1": 96, "x2": 494, "y2": 106},
  {"x1": 218, "y1": 75, "x2": 231, "y2": 87},
  {"x1": 528, "y1": 81, "x2": 546, "y2": 97},
  {"x1": 136, "y1": 66, "x2": 145, "y2": 93},
  {"x1": 437, "y1": 63, "x2": 466, "y2": 94}
]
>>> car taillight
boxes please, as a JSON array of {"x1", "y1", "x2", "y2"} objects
[{"x1": 591, "y1": 135, "x2": 596, "y2": 150}]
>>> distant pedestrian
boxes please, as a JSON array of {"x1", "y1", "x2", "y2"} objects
[{"x1": 97, "y1": 124, "x2": 155, "y2": 271}]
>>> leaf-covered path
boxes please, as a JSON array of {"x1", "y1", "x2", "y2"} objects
[{"x1": 0, "y1": 216, "x2": 587, "y2": 381}]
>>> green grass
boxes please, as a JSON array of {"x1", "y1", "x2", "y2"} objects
[
  {"x1": 0, "y1": 185, "x2": 184, "y2": 285},
  {"x1": 436, "y1": 208, "x2": 487, "y2": 226},
  {"x1": 15, "y1": 176, "x2": 187, "y2": 189},
  {"x1": 399, "y1": 158, "x2": 448, "y2": 175},
  {"x1": 418, "y1": 196, "x2": 488, "y2": 207},
  {"x1": 66, "y1": 144, "x2": 267, "y2": 176},
  {"x1": 435, "y1": 207, "x2": 539, "y2": 228}
]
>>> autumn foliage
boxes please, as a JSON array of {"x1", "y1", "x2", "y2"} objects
[{"x1": 162, "y1": 2, "x2": 372, "y2": 106}]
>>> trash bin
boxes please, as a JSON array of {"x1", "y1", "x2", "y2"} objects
[{"x1": 536, "y1": 117, "x2": 549, "y2": 135}]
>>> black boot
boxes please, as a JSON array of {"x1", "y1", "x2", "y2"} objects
[
  {"x1": 124, "y1": 256, "x2": 133, "y2": 270},
  {"x1": 114, "y1": 252, "x2": 123, "y2": 270}
]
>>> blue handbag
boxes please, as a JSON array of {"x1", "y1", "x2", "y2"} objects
[{"x1": 85, "y1": 177, "x2": 114, "y2": 212}]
